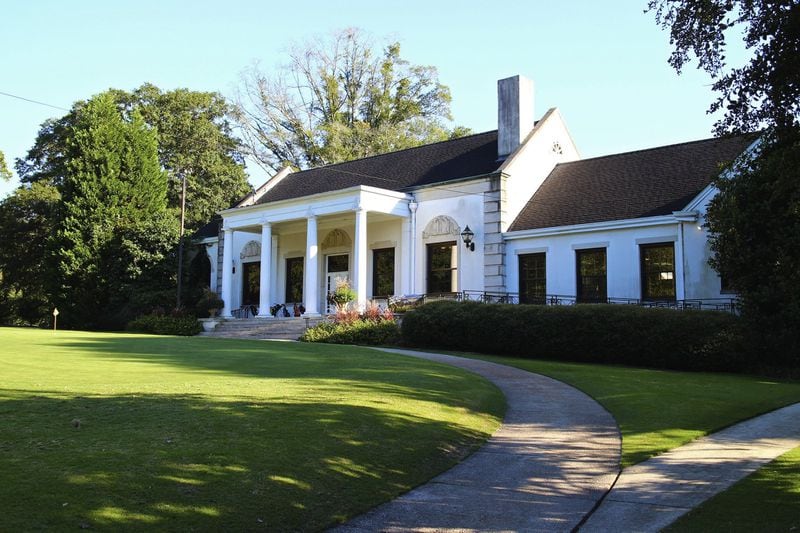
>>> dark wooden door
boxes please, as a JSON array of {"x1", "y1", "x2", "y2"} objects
[{"x1": 242, "y1": 262, "x2": 260, "y2": 306}]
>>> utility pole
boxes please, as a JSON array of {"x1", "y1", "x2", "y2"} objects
[{"x1": 176, "y1": 173, "x2": 187, "y2": 308}]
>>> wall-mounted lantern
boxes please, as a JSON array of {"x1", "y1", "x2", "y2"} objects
[{"x1": 461, "y1": 225, "x2": 475, "y2": 252}]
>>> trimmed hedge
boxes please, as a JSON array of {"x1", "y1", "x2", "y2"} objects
[
  {"x1": 401, "y1": 301, "x2": 751, "y2": 372},
  {"x1": 126, "y1": 314, "x2": 203, "y2": 336},
  {"x1": 300, "y1": 319, "x2": 400, "y2": 345}
]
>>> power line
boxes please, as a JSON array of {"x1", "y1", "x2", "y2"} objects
[{"x1": 0, "y1": 90, "x2": 69, "y2": 112}]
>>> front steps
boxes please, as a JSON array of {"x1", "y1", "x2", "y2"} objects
[{"x1": 200, "y1": 317, "x2": 326, "y2": 340}]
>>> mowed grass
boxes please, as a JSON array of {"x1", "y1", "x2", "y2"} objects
[
  {"x1": 666, "y1": 445, "x2": 800, "y2": 532},
  {"x1": 451, "y1": 353, "x2": 800, "y2": 467},
  {"x1": 0, "y1": 328, "x2": 504, "y2": 532}
]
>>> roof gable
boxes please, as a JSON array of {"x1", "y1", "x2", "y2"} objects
[
  {"x1": 508, "y1": 134, "x2": 755, "y2": 231},
  {"x1": 256, "y1": 130, "x2": 501, "y2": 204}
]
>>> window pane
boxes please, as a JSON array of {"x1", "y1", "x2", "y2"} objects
[
  {"x1": 641, "y1": 243, "x2": 676, "y2": 300},
  {"x1": 285, "y1": 257, "x2": 304, "y2": 303},
  {"x1": 519, "y1": 253, "x2": 546, "y2": 304},
  {"x1": 576, "y1": 248, "x2": 607, "y2": 303},
  {"x1": 372, "y1": 248, "x2": 395, "y2": 297},
  {"x1": 327, "y1": 254, "x2": 348, "y2": 273},
  {"x1": 427, "y1": 242, "x2": 456, "y2": 293}
]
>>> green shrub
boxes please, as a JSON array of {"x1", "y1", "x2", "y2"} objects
[
  {"x1": 194, "y1": 288, "x2": 224, "y2": 318},
  {"x1": 126, "y1": 313, "x2": 202, "y2": 336},
  {"x1": 300, "y1": 319, "x2": 400, "y2": 345},
  {"x1": 401, "y1": 301, "x2": 752, "y2": 372}
]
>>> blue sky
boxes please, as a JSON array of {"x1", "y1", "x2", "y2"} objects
[{"x1": 0, "y1": 0, "x2": 742, "y2": 197}]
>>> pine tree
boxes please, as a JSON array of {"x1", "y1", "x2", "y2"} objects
[{"x1": 56, "y1": 94, "x2": 178, "y2": 328}]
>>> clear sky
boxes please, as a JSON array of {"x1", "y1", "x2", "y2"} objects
[{"x1": 0, "y1": 0, "x2": 740, "y2": 198}]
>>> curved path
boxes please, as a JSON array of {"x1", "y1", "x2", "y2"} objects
[
  {"x1": 581, "y1": 401, "x2": 800, "y2": 532},
  {"x1": 333, "y1": 348, "x2": 621, "y2": 532}
]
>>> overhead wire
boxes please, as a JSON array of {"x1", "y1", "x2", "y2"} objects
[
  {"x1": 0, "y1": 90, "x2": 69, "y2": 112},
  {"x1": 0, "y1": 89, "x2": 501, "y2": 200}
]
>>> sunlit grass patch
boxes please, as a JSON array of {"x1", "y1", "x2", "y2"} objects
[
  {"x1": 453, "y1": 352, "x2": 800, "y2": 467},
  {"x1": 665, "y1": 445, "x2": 800, "y2": 532},
  {"x1": 0, "y1": 328, "x2": 504, "y2": 531}
]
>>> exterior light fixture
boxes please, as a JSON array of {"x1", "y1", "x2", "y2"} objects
[{"x1": 461, "y1": 225, "x2": 475, "y2": 251}]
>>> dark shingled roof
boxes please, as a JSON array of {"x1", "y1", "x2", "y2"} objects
[
  {"x1": 194, "y1": 215, "x2": 221, "y2": 239},
  {"x1": 508, "y1": 134, "x2": 755, "y2": 232},
  {"x1": 257, "y1": 130, "x2": 502, "y2": 204}
]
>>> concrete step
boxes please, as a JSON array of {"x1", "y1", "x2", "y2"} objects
[{"x1": 202, "y1": 317, "x2": 326, "y2": 340}]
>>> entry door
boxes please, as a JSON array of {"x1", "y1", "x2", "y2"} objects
[
  {"x1": 242, "y1": 261, "x2": 261, "y2": 307},
  {"x1": 326, "y1": 254, "x2": 349, "y2": 313}
]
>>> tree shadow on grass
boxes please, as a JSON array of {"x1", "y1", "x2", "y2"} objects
[
  {"x1": 49, "y1": 335, "x2": 500, "y2": 413},
  {"x1": 0, "y1": 391, "x2": 493, "y2": 532}
]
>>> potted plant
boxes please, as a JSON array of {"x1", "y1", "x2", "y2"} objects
[
  {"x1": 327, "y1": 282, "x2": 356, "y2": 310},
  {"x1": 197, "y1": 288, "x2": 224, "y2": 318},
  {"x1": 196, "y1": 289, "x2": 224, "y2": 332}
]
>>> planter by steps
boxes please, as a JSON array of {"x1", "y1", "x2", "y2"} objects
[{"x1": 199, "y1": 318, "x2": 221, "y2": 332}]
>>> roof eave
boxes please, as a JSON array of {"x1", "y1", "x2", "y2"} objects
[
  {"x1": 504, "y1": 213, "x2": 686, "y2": 239},
  {"x1": 218, "y1": 184, "x2": 412, "y2": 217}
]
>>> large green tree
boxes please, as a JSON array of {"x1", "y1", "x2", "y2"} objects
[
  {"x1": 650, "y1": 0, "x2": 799, "y2": 134},
  {"x1": 651, "y1": 0, "x2": 800, "y2": 362},
  {"x1": 0, "y1": 182, "x2": 60, "y2": 325},
  {"x1": 17, "y1": 84, "x2": 250, "y2": 231},
  {"x1": 235, "y1": 28, "x2": 469, "y2": 172},
  {"x1": 0, "y1": 150, "x2": 12, "y2": 181},
  {"x1": 55, "y1": 93, "x2": 179, "y2": 328}
]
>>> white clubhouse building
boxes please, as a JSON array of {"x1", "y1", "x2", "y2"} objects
[{"x1": 195, "y1": 76, "x2": 753, "y2": 317}]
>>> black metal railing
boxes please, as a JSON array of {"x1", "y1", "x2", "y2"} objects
[
  {"x1": 388, "y1": 291, "x2": 738, "y2": 313},
  {"x1": 231, "y1": 304, "x2": 259, "y2": 318}
]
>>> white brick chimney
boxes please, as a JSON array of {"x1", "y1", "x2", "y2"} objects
[{"x1": 497, "y1": 75, "x2": 534, "y2": 159}]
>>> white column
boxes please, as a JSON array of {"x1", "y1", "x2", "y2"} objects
[
  {"x1": 304, "y1": 215, "x2": 320, "y2": 316},
  {"x1": 353, "y1": 207, "x2": 368, "y2": 310},
  {"x1": 220, "y1": 227, "x2": 233, "y2": 318},
  {"x1": 207, "y1": 244, "x2": 218, "y2": 293},
  {"x1": 409, "y1": 201, "x2": 418, "y2": 294},
  {"x1": 257, "y1": 222, "x2": 272, "y2": 317},
  {"x1": 400, "y1": 218, "x2": 412, "y2": 295},
  {"x1": 676, "y1": 222, "x2": 686, "y2": 300},
  {"x1": 270, "y1": 235, "x2": 278, "y2": 310}
]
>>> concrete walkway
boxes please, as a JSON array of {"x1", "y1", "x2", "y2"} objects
[
  {"x1": 581, "y1": 401, "x2": 800, "y2": 532},
  {"x1": 333, "y1": 348, "x2": 621, "y2": 532}
]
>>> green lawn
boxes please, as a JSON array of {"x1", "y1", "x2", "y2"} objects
[
  {"x1": 666, "y1": 445, "x2": 800, "y2": 532},
  {"x1": 0, "y1": 328, "x2": 504, "y2": 531},
  {"x1": 453, "y1": 353, "x2": 800, "y2": 466}
]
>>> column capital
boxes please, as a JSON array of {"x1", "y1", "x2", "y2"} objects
[
  {"x1": 408, "y1": 201, "x2": 418, "y2": 213},
  {"x1": 261, "y1": 220, "x2": 272, "y2": 229},
  {"x1": 306, "y1": 209, "x2": 316, "y2": 220}
]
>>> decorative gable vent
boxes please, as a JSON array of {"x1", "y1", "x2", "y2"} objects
[
  {"x1": 422, "y1": 215, "x2": 461, "y2": 239},
  {"x1": 240, "y1": 240, "x2": 261, "y2": 260},
  {"x1": 322, "y1": 228, "x2": 352, "y2": 249}
]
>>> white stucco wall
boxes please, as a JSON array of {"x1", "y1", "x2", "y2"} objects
[
  {"x1": 682, "y1": 189, "x2": 729, "y2": 299},
  {"x1": 412, "y1": 180, "x2": 489, "y2": 294},
  {"x1": 505, "y1": 214, "x2": 727, "y2": 301},
  {"x1": 501, "y1": 108, "x2": 581, "y2": 232}
]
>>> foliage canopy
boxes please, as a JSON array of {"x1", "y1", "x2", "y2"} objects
[
  {"x1": 651, "y1": 0, "x2": 800, "y2": 362},
  {"x1": 235, "y1": 28, "x2": 469, "y2": 172},
  {"x1": 17, "y1": 84, "x2": 250, "y2": 231}
]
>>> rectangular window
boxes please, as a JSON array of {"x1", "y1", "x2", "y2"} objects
[
  {"x1": 372, "y1": 248, "x2": 395, "y2": 297},
  {"x1": 285, "y1": 257, "x2": 304, "y2": 303},
  {"x1": 427, "y1": 242, "x2": 457, "y2": 294},
  {"x1": 519, "y1": 253, "x2": 546, "y2": 304},
  {"x1": 640, "y1": 243, "x2": 676, "y2": 300},
  {"x1": 576, "y1": 248, "x2": 607, "y2": 303}
]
